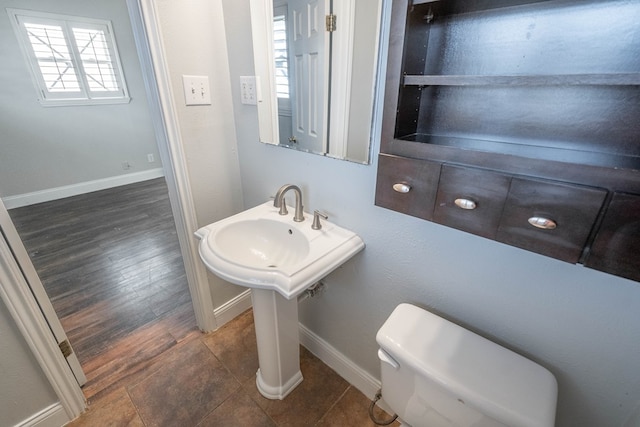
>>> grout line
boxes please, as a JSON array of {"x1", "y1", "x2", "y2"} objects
[{"x1": 314, "y1": 384, "x2": 352, "y2": 426}]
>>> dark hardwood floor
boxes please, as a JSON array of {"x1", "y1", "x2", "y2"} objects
[{"x1": 9, "y1": 178, "x2": 198, "y2": 400}]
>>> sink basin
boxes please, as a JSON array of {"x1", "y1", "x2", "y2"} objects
[
  {"x1": 195, "y1": 201, "x2": 364, "y2": 299},
  {"x1": 214, "y1": 219, "x2": 310, "y2": 270}
]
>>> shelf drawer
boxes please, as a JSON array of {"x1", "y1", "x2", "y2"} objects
[
  {"x1": 433, "y1": 165, "x2": 511, "y2": 239},
  {"x1": 375, "y1": 154, "x2": 441, "y2": 220},
  {"x1": 496, "y1": 178, "x2": 607, "y2": 263},
  {"x1": 585, "y1": 193, "x2": 640, "y2": 282}
]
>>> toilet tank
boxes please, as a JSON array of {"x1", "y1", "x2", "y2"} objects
[{"x1": 376, "y1": 304, "x2": 557, "y2": 427}]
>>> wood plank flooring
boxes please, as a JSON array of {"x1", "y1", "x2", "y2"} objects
[{"x1": 9, "y1": 178, "x2": 198, "y2": 400}]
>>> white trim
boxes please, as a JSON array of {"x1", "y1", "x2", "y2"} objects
[
  {"x1": 127, "y1": 0, "x2": 217, "y2": 331},
  {"x1": 0, "y1": 233, "x2": 85, "y2": 421},
  {"x1": 13, "y1": 403, "x2": 69, "y2": 427},
  {"x1": 213, "y1": 289, "x2": 253, "y2": 328},
  {"x1": 0, "y1": 199, "x2": 86, "y2": 385},
  {"x1": 299, "y1": 323, "x2": 379, "y2": 398},
  {"x1": 327, "y1": 0, "x2": 356, "y2": 159},
  {"x1": 1, "y1": 168, "x2": 164, "y2": 209},
  {"x1": 250, "y1": 0, "x2": 280, "y2": 145},
  {"x1": 299, "y1": 323, "x2": 394, "y2": 414}
]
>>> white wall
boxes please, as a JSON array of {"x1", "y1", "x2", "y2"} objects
[
  {"x1": 0, "y1": 299, "x2": 60, "y2": 427},
  {"x1": 0, "y1": 0, "x2": 161, "y2": 201},
  {"x1": 153, "y1": 0, "x2": 246, "y2": 309},
  {"x1": 221, "y1": 1, "x2": 640, "y2": 426}
]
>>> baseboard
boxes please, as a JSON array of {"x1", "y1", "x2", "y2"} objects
[
  {"x1": 2, "y1": 168, "x2": 165, "y2": 209},
  {"x1": 213, "y1": 289, "x2": 252, "y2": 329},
  {"x1": 298, "y1": 324, "x2": 385, "y2": 400},
  {"x1": 14, "y1": 403, "x2": 71, "y2": 427}
]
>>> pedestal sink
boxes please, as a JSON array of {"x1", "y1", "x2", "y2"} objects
[{"x1": 195, "y1": 201, "x2": 364, "y2": 399}]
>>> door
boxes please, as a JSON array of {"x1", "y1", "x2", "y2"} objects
[
  {"x1": 0, "y1": 199, "x2": 86, "y2": 386},
  {"x1": 288, "y1": 0, "x2": 329, "y2": 153}
]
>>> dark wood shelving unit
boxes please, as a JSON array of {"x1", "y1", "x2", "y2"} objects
[{"x1": 375, "y1": 0, "x2": 640, "y2": 283}]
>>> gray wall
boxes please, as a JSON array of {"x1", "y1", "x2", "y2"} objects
[
  {"x1": 0, "y1": 298, "x2": 59, "y2": 427},
  {"x1": 0, "y1": 0, "x2": 160, "y2": 198},
  {"x1": 221, "y1": 1, "x2": 640, "y2": 426}
]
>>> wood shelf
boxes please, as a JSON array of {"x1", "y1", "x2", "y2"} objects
[
  {"x1": 403, "y1": 73, "x2": 640, "y2": 87},
  {"x1": 397, "y1": 134, "x2": 640, "y2": 170}
]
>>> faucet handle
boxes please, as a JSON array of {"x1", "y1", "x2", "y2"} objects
[{"x1": 311, "y1": 210, "x2": 328, "y2": 230}]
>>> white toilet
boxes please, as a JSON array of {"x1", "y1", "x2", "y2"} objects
[{"x1": 376, "y1": 304, "x2": 557, "y2": 427}]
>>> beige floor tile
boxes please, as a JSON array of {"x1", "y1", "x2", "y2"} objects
[
  {"x1": 202, "y1": 309, "x2": 259, "y2": 383},
  {"x1": 67, "y1": 387, "x2": 144, "y2": 427},
  {"x1": 198, "y1": 389, "x2": 275, "y2": 427},
  {"x1": 316, "y1": 386, "x2": 400, "y2": 427},
  {"x1": 128, "y1": 339, "x2": 240, "y2": 427},
  {"x1": 243, "y1": 347, "x2": 350, "y2": 426}
]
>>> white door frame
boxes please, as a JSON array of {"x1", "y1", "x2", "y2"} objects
[
  {"x1": 126, "y1": 0, "x2": 217, "y2": 332},
  {"x1": 0, "y1": 0, "x2": 217, "y2": 420},
  {"x1": 0, "y1": 199, "x2": 87, "y2": 386},
  {"x1": 0, "y1": 232, "x2": 86, "y2": 420}
]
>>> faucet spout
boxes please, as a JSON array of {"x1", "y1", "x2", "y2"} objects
[{"x1": 273, "y1": 184, "x2": 305, "y2": 222}]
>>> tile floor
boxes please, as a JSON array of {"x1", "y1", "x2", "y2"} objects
[{"x1": 67, "y1": 309, "x2": 399, "y2": 426}]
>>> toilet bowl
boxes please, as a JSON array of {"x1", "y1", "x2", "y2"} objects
[{"x1": 376, "y1": 304, "x2": 557, "y2": 427}]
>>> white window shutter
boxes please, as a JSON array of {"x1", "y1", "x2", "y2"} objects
[{"x1": 7, "y1": 9, "x2": 130, "y2": 106}]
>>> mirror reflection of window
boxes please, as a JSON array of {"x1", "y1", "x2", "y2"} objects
[
  {"x1": 273, "y1": 10, "x2": 289, "y2": 100},
  {"x1": 273, "y1": 4, "x2": 294, "y2": 145}
]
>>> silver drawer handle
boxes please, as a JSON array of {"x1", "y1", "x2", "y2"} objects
[
  {"x1": 454, "y1": 198, "x2": 477, "y2": 210},
  {"x1": 528, "y1": 217, "x2": 557, "y2": 230},
  {"x1": 393, "y1": 183, "x2": 411, "y2": 193}
]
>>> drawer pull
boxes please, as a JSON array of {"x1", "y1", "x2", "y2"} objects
[
  {"x1": 454, "y1": 198, "x2": 477, "y2": 210},
  {"x1": 528, "y1": 217, "x2": 557, "y2": 230},
  {"x1": 393, "y1": 183, "x2": 411, "y2": 193}
]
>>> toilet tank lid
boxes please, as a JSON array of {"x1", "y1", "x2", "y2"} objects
[{"x1": 376, "y1": 304, "x2": 557, "y2": 427}]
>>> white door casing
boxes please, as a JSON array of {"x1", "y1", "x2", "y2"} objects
[
  {"x1": 0, "y1": 212, "x2": 86, "y2": 420},
  {"x1": 0, "y1": 199, "x2": 87, "y2": 386}
]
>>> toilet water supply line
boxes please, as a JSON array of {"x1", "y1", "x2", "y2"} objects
[{"x1": 369, "y1": 390, "x2": 399, "y2": 425}]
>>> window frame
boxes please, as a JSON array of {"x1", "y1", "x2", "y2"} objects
[{"x1": 7, "y1": 9, "x2": 130, "y2": 107}]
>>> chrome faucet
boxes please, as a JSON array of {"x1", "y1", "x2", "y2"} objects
[{"x1": 273, "y1": 184, "x2": 305, "y2": 222}]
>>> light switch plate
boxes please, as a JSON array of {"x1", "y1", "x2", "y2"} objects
[
  {"x1": 240, "y1": 76, "x2": 258, "y2": 105},
  {"x1": 182, "y1": 75, "x2": 211, "y2": 106}
]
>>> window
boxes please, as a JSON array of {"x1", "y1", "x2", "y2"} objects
[{"x1": 7, "y1": 9, "x2": 130, "y2": 106}]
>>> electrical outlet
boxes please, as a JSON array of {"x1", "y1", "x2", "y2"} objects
[
  {"x1": 240, "y1": 76, "x2": 258, "y2": 105},
  {"x1": 182, "y1": 75, "x2": 212, "y2": 106}
]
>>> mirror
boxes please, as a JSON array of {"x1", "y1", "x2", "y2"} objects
[{"x1": 250, "y1": 0, "x2": 382, "y2": 164}]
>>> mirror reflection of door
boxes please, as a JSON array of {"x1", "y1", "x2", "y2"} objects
[{"x1": 274, "y1": 0, "x2": 328, "y2": 154}]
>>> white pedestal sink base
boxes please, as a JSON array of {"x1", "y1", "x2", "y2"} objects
[{"x1": 251, "y1": 288, "x2": 303, "y2": 400}]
